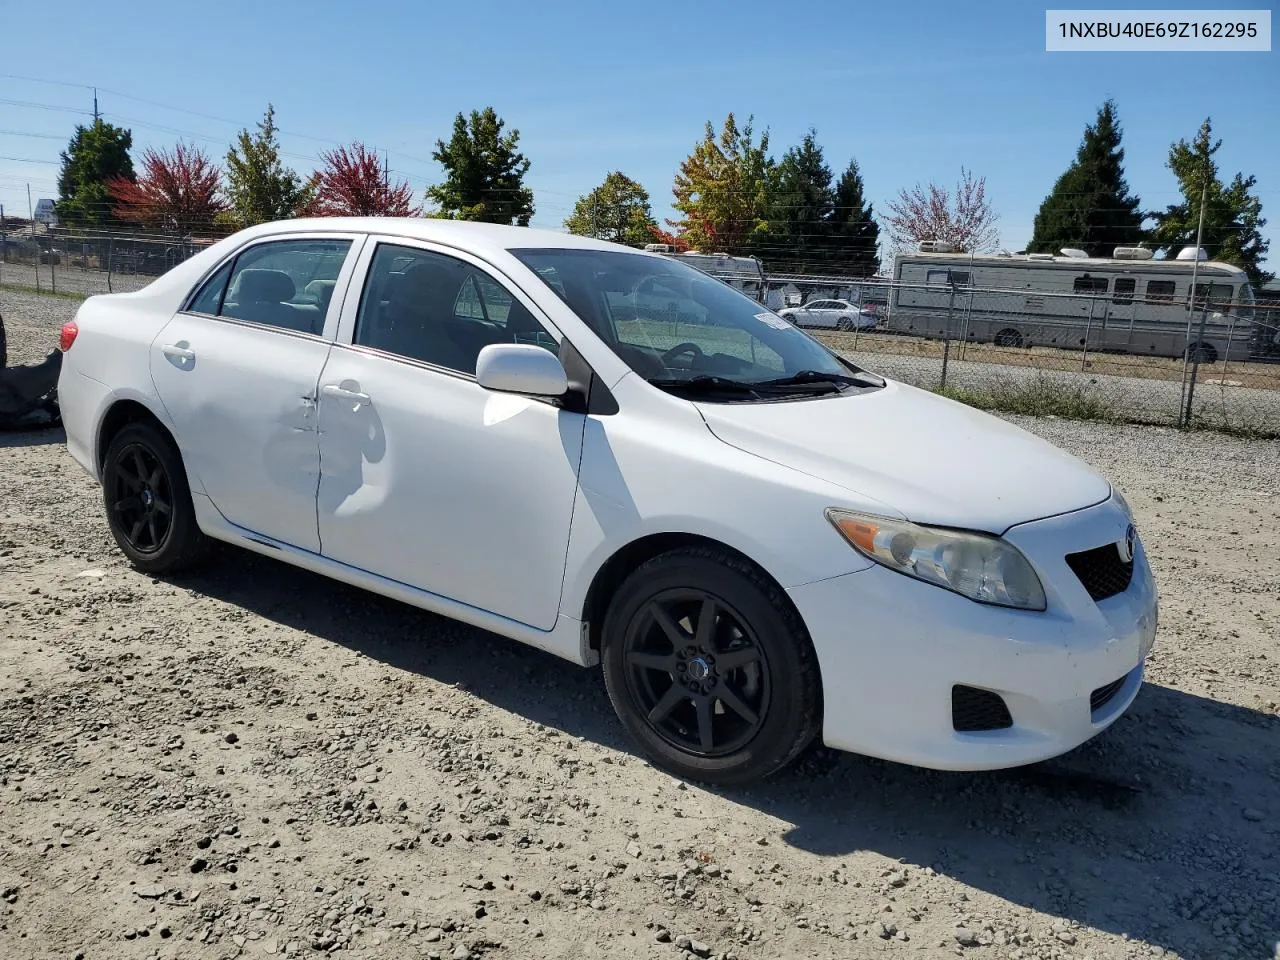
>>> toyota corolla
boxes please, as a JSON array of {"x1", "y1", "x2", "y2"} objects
[{"x1": 55, "y1": 218, "x2": 1159, "y2": 784}]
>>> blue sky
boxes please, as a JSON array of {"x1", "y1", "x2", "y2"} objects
[{"x1": 1, "y1": 0, "x2": 1275, "y2": 270}]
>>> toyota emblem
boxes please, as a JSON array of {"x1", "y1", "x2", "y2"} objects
[{"x1": 1118, "y1": 524, "x2": 1136, "y2": 563}]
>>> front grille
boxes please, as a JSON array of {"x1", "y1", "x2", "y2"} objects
[
  {"x1": 952, "y1": 685, "x2": 1013, "y2": 732},
  {"x1": 1090, "y1": 675, "x2": 1127, "y2": 713},
  {"x1": 1065, "y1": 542, "x2": 1134, "y2": 601}
]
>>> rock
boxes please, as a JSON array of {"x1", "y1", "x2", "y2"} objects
[
  {"x1": 135, "y1": 883, "x2": 167, "y2": 899},
  {"x1": 451, "y1": 946, "x2": 470, "y2": 960},
  {"x1": 626, "y1": 841, "x2": 642, "y2": 858},
  {"x1": 189, "y1": 857, "x2": 208, "y2": 873},
  {"x1": 195, "y1": 836, "x2": 213, "y2": 850},
  {"x1": 224, "y1": 731, "x2": 239, "y2": 744},
  {"x1": 689, "y1": 939, "x2": 712, "y2": 957},
  {"x1": 954, "y1": 927, "x2": 980, "y2": 947},
  {"x1": 654, "y1": 929, "x2": 672, "y2": 943},
  {"x1": 424, "y1": 928, "x2": 443, "y2": 943},
  {"x1": 674, "y1": 934, "x2": 692, "y2": 950},
  {"x1": 1056, "y1": 931, "x2": 1077, "y2": 944},
  {"x1": 1242, "y1": 808, "x2": 1265, "y2": 822}
]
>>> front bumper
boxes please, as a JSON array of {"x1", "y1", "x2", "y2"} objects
[{"x1": 788, "y1": 495, "x2": 1158, "y2": 771}]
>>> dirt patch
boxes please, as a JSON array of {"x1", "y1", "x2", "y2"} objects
[{"x1": 1, "y1": 408, "x2": 1278, "y2": 959}]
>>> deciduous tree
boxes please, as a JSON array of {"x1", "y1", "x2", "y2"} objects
[
  {"x1": 564, "y1": 171, "x2": 657, "y2": 246},
  {"x1": 224, "y1": 104, "x2": 312, "y2": 227},
  {"x1": 1029, "y1": 99, "x2": 1144, "y2": 257},
  {"x1": 1147, "y1": 117, "x2": 1271, "y2": 285},
  {"x1": 56, "y1": 120, "x2": 135, "y2": 227},
  {"x1": 426, "y1": 108, "x2": 534, "y2": 225},
  {"x1": 668, "y1": 113, "x2": 774, "y2": 255},
  {"x1": 105, "y1": 141, "x2": 226, "y2": 235},
  {"x1": 302, "y1": 142, "x2": 420, "y2": 217},
  {"x1": 884, "y1": 167, "x2": 998, "y2": 253}
]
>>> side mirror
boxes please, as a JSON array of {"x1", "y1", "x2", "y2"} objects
[{"x1": 475, "y1": 343, "x2": 568, "y2": 398}]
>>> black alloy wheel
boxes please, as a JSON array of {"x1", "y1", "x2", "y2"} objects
[
  {"x1": 109, "y1": 441, "x2": 174, "y2": 555},
  {"x1": 602, "y1": 546, "x2": 822, "y2": 785},
  {"x1": 101, "y1": 421, "x2": 209, "y2": 573},
  {"x1": 621, "y1": 588, "x2": 770, "y2": 757}
]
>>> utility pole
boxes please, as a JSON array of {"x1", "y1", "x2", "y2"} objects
[
  {"x1": 28, "y1": 184, "x2": 40, "y2": 293},
  {"x1": 93, "y1": 87, "x2": 100, "y2": 123}
]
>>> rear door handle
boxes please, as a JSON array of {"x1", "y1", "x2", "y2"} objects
[
  {"x1": 162, "y1": 343, "x2": 195, "y2": 362},
  {"x1": 321, "y1": 383, "x2": 371, "y2": 404}
]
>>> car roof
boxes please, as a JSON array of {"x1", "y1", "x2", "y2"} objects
[{"x1": 240, "y1": 217, "x2": 642, "y2": 258}]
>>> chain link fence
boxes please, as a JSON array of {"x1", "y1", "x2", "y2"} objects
[
  {"x1": 0, "y1": 226, "x2": 219, "y2": 297},
  {"x1": 754, "y1": 273, "x2": 1280, "y2": 436},
  {"x1": 2, "y1": 226, "x2": 1278, "y2": 436}
]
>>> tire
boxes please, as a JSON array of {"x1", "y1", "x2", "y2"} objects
[
  {"x1": 1186, "y1": 341, "x2": 1218, "y2": 364},
  {"x1": 0, "y1": 313, "x2": 7, "y2": 369},
  {"x1": 836, "y1": 317, "x2": 854, "y2": 331},
  {"x1": 601, "y1": 546, "x2": 822, "y2": 785},
  {"x1": 100, "y1": 421, "x2": 209, "y2": 574},
  {"x1": 994, "y1": 327, "x2": 1024, "y2": 348}
]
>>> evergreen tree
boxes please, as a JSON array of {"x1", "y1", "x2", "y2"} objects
[
  {"x1": 224, "y1": 104, "x2": 312, "y2": 227},
  {"x1": 56, "y1": 119, "x2": 135, "y2": 227},
  {"x1": 1147, "y1": 117, "x2": 1271, "y2": 285},
  {"x1": 762, "y1": 130, "x2": 833, "y2": 269},
  {"x1": 427, "y1": 107, "x2": 535, "y2": 226},
  {"x1": 829, "y1": 159, "x2": 880, "y2": 276},
  {"x1": 564, "y1": 171, "x2": 657, "y2": 246},
  {"x1": 1028, "y1": 99, "x2": 1144, "y2": 257}
]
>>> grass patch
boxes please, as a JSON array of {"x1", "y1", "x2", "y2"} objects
[
  {"x1": 936, "y1": 371, "x2": 1124, "y2": 423},
  {"x1": 0, "y1": 282, "x2": 88, "y2": 302}
]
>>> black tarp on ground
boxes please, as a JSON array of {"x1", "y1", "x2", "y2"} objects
[{"x1": 0, "y1": 313, "x2": 62, "y2": 430}]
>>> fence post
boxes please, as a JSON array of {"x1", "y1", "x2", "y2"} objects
[
  {"x1": 50, "y1": 244, "x2": 56, "y2": 295},
  {"x1": 940, "y1": 283, "x2": 956, "y2": 391},
  {"x1": 1182, "y1": 300, "x2": 1212, "y2": 427},
  {"x1": 1222, "y1": 313, "x2": 1235, "y2": 377},
  {"x1": 1080, "y1": 296, "x2": 1095, "y2": 372},
  {"x1": 107, "y1": 236, "x2": 114, "y2": 293}
]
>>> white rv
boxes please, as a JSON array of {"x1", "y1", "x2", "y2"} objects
[
  {"x1": 887, "y1": 242, "x2": 1264, "y2": 363},
  {"x1": 644, "y1": 245, "x2": 767, "y2": 302}
]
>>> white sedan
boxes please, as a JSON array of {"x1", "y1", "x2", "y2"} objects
[
  {"x1": 778, "y1": 298, "x2": 878, "y2": 331},
  {"x1": 56, "y1": 218, "x2": 1158, "y2": 784}
]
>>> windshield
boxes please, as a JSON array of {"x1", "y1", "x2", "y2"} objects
[{"x1": 511, "y1": 247, "x2": 863, "y2": 393}]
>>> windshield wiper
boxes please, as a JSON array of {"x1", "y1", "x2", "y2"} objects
[
  {"x1": 756, "y1": 369, "x2": 883, "y2": 390},
  {"x1": 647, "y1": 375, "x2": 761, "y2": 396}
]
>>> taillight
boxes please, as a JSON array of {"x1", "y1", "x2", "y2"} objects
[{"x1": 59, "y1": 320, "x2": 79, "y2": 352}]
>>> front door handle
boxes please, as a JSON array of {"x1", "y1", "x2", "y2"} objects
[
  {"x1": 321, "y1": 383, "x2": 371, "y2": 404},
  {"x1": 162, "y1": 343, "x2": 195, "y2": 363}
]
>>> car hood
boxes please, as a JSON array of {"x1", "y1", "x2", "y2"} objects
[{"x1": 695, "y1": 379, "x2": 1111, "y2": 533}]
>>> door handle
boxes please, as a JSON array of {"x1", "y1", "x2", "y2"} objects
[
  {"x1": 162, "y1": 343, "x2": 195, "y2": 362},
  {"x1": 321, "y1": 383, "x2": 371, "y2": 404}
]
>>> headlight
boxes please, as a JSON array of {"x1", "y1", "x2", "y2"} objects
[{"x1": 825, "y1": 509, "x2": 1047, "y2": 611}]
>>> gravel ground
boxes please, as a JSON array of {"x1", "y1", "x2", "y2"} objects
[{"x1": 2, "y1": 288, "x2": 1279, "y2": 960}]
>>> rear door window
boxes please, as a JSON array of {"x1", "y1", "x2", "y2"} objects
[{"x1": 197, "y1": 239, "x2": 353, "y2": 335}]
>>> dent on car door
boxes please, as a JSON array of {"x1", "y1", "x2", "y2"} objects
[
  {"x1": 315, "y1": 240, "x2": 585, "y2": 631},
  {"x1": 148, "y1": 235, "x2": 361, "y2": 551}
]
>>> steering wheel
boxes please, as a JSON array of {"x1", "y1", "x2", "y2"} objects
[{"x1": 662, "y1": 341, "x2": 705, "y2": 365}]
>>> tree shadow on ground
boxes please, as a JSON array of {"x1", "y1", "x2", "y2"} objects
[{"x1": 170, "y1": 546, "x2": 1280, "y2": 960}]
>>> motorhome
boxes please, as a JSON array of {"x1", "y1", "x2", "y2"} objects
[
  {"x1": 887, "y1": 242, "x2": 1267, "y2": 363},
  {"x1": 643, "y1": 245, "x2": 767, "y2": 302}
]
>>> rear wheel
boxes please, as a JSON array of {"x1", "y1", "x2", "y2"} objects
[
  {"x1": 601, "y1": 546, "x2": 822, "y2": 785},
  {"x1": 0, "y1": 312, "x2": 7, "y2": 368},
  {"x1": 836, "y1": 317, "x2": 854, "y2": 331},
  {"x1": 1185, "y1": 341, "x2": 1218, "y2": 364},
  {"x1": 994, "y1": 327, "x2": 1024, "y2": 348},
  {"x1": 101, "y1": 421, "x2": 209, "y2": 574}
]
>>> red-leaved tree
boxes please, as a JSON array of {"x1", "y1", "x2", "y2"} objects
[
  {"x1": 647, "y1": 223, "x2": 691, "y2": 252},
  {"x1": 884, "y1": 167, "x2": 999, "y2": 253},
  {"x1": 302, "y1": 143, "x2": 421, "y2": 217},
  {"x1": 106, "y1": 141, "x2": 227, "y2": 235}
]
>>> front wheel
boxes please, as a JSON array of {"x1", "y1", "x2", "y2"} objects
[
  {"x1": 836, "y1": 317, "x2": 854, "y2": 331},
  {"x1": 601, "y1": 547, "x2": 822, "y2": 785},
  {"x1": 101, "y1": 421, "x2": 209, "y2": 574}
]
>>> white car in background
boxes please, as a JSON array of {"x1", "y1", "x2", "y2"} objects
[
  {"x1": 56, "y1": 218, "x2": 1158, "y2": 785},
  {"x1": 778, "y1": 298, "x2": 878, "y2": 331}
]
